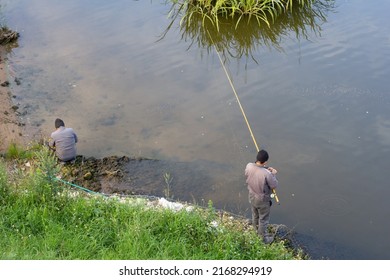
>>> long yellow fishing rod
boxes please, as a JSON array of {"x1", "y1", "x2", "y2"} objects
[{"x1": 207, "y1": 30, "x2": 280, "y2": 204}]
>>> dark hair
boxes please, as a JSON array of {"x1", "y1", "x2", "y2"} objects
[
  {"x1": 55, "y1": 118, "x2": 65, "y2": 128},
  {"x1": 256, "y1": 149, "x2": 269, "y2": 163}
]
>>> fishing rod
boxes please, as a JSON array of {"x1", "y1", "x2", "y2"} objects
[{"x1": 207, "y1": 30, "x2": 280, "y2": 205}]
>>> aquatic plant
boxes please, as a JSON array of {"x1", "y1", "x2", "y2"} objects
[
  {"x1": 162, "y1": 0, "x2": 334, "y2": 62},
  {"x1": 170, "y1": 0, "x2": 316, "y2": 31}
]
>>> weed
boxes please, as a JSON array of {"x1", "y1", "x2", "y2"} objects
[
  {"x1": 0, "y1": 161, "x2": 9, "y2": 203},
  {"x1": 4, "y1": 142, "x2": 40, "y2": 160},
  {"x1": 5, "y1": 143, "x2": 25, "y2": 159},
  {"x1": 163, "y1": 172, "x2": 174, "y2": 199}
]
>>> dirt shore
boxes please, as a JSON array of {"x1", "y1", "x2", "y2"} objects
[{"x1": 0, "y1": 45, "x2": 27, "y2": 153}]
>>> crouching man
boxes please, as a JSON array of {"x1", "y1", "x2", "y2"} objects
[{"x1": 49, "y1": 118, "x2": 78, "y2": 163}]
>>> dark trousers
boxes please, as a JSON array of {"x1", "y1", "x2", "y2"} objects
[{"x1": 249, "y1": 193, "x2": 272, "y2": 242}]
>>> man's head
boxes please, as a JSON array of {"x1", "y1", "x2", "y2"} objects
[
  {"x1": 55, "y1": 118, "x2": 65, "y2": 129},
  {"x1": 256, "y1": 149, "x2": 269, "y2": 164}
]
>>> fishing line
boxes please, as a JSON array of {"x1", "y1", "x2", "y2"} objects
[
  {"x1": 207, "y1": 32, "x2": 260, "y2": 152},
  {"x1": 207, "y1": 30, "x2": 280, "y2": 204}
]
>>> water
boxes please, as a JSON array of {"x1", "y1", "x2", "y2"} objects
[{"x1": 2, "y1": 0, "x2": 390, "y2": 259}]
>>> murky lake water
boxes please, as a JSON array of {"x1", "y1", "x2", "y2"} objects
[{"x1": 2, "y1": 0, "x2": 390, "y2": 259}]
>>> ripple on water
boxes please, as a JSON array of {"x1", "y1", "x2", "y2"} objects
[{"x1": 318, "y1": 195, "x2": 352, "y2": 217}]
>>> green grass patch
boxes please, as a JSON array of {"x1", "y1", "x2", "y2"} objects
[{"x1": 4, "y1": 142, "x2": 42, "y2": 160}]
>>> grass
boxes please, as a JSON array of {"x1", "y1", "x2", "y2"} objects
[
  {"x1": 4, "y1": 142, "x2": 41, "y2": 160},
  {"x1": 0, "y1": 145, "x2": 303, "y2": 260},
  {"x1": 160, "y1": 0, "x2": 335, "y2": 63},
  {"x1": 169, "y1": 0, "x2": 318, "y2": 30}
]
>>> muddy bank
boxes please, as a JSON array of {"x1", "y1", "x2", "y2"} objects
[
  {"x1": 59, "y1": 154, "x2": 214, "y2": 203},
  {"x1": 0, "y1": 27, "x2": 27, "y2": 153}
]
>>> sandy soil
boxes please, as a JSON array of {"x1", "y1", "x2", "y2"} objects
[{"x1": 0, "y1": 45, "x2": 27, "y2": 153}]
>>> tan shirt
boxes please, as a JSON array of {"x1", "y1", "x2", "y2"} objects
[
  {"x1": 49, "y1": 126, "x2": 78, "y2": 161},
  {"x1": 245, "y1": 162, "x2": 278, "y2": 201}
]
